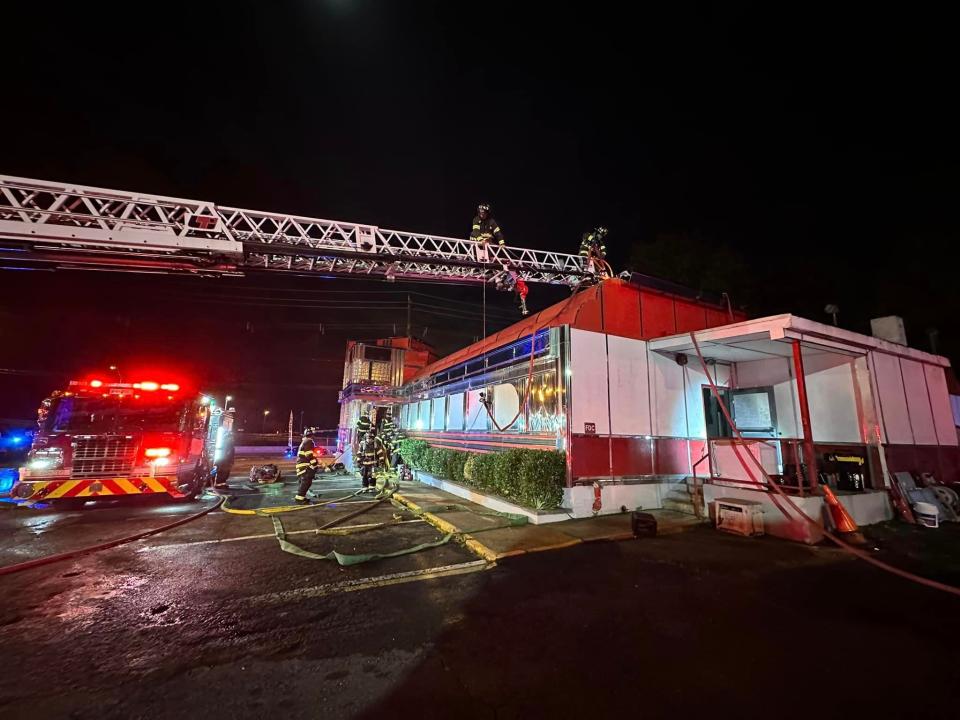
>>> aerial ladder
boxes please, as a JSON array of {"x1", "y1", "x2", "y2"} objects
[{"x1": 0, "y1": 175, "x2": 588, "y2": 286}]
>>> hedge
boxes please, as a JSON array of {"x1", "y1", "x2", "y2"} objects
[{"x1": 396, "y1": 438, "x2": 565, "y2": 511}]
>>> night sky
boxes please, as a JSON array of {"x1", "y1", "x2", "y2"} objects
[{"x1": 2, "y1": 3, "x2": 957, "y2": 427}]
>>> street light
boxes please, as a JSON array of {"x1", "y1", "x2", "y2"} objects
[
  {"x1": 824, "y1": 304, "x2": 839, "y2": 326},
  {"x1": 225, "y1": 395, "x2": 233, "y2": 410},
  {"x1": 262, "y1": 409, "x2": 270, "y2": 433},
  {"x1": 109, "y1": 365, "x2": 122, "y2": 382}
]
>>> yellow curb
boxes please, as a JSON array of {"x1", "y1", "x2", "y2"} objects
[
  {"x1": 582, "y1": 531, "x2": 637, "y2": 543},
  {"x1": 520, "y1": 537, "x2": 585, "y2": 554},
  {"x1": 494, "y1": 537, "x2": 585, "y2": 559},
  {"x1": 393, "y1": 492, "x2": 499, "y2": 564}
]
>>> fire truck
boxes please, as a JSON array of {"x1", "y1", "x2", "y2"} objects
[{"x1": 12, "y1": 375, "x2": 219, "y2": 506}]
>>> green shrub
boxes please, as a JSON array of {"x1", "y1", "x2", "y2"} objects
[
  {"x1": 516, "y1": 450, "x2": 566, "y2": 509},
  {"x1": 444, "y1": 450, "x2": 469, "y2": 483},
  {"x1": 432, "y1": 448, "x2": 450, "y2": 477},
  {"x1": 397, "y1": 439, "x2": 429, "y2": 469},
  {"x1": 490, "y1": 449, "x2": 524, "y2": 499},
  {"x1": 468, "y1": 452, "x2": 497, "y2": 490},
  {"x1": 408, "y1": 442, "x2": 566, "y2": 512},
  {"x1": 463, "y1": 454, "x2": 481, "y2": 483},
  {"x1": 422, "y1": 447, "x2": 443, "y2": 476}
]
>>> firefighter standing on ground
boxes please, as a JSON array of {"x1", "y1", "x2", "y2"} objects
[
  {"x1": 354, "y1": 408, "x2": 372, "y2": 456},
  {"x1": 470, "y1": 203, "x2": 505, "y2": 262},
  {"x1": 295, "y1": 427, "x2": 320, "y2": 504},
  {"x1": 358, "y1": 430, "x2": 386, "y2": 493},
  {"x1": 380, "y1": 408, "x2": 397, "y2": 457}
]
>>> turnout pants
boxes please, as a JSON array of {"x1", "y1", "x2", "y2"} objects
[
  {"x1": 361, "y1": 464, "x2": 375, "y2": 488},
  {"x1": 297, "y1": 468, "x2": 317, "y2": 497}
]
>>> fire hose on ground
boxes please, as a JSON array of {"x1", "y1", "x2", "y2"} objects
[
  {"x1": 267, "y1": 482, "x2": 459, "y2": 566},
  {"x1": 0, "y1": 495, "x2": 225, "y2": 577}
]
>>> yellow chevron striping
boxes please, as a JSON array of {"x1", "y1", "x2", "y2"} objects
[
  {"x1": 115, "y1": 478, "x2": 141, "y2": 494},
  {"x1": 45, "y1": 482, "x2": 79, "y2": 499},
  {"x1": 143, "y1": 477, "x2": 167, "y2": 493}
]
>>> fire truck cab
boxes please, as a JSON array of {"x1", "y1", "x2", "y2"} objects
[{"x1": 13, "y1": 376, "x2": 216, "y2": 505}]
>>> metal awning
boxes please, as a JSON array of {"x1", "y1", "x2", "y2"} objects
[{"x1": 649, "y1": 314, "x2": 950, "y2": 367}]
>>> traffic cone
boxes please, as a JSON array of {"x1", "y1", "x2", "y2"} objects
[{"x1": 822, "y1": 485, "x2": 865, "y2": 543}]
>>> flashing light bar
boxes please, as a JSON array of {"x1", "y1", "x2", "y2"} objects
[
  {"x1": 69, "y1": 379, "x2": 186, "y2": 393},
  {"x1": 144, "y1": 447, "x2": 172, "y2": 458}
]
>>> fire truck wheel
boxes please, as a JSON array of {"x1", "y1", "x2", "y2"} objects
[{"x1": 173, "y1": 474, "x2": 204, "y2": 502}]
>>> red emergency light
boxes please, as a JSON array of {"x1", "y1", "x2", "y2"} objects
[{"x1": 69, "y1": 377, "x2": 190, "y2": 397}]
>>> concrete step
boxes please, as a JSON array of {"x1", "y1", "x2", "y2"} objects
[{"x1": 665, "y1": 489, "x2": 693, "y2": 502}]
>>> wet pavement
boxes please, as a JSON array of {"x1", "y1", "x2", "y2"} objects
[{"x1": 2, "y1": 471, "x2": 959, "y2": 719}]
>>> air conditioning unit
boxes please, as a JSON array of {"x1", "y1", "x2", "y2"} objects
[{"x1": 715, "y1": 498, "x2": 765, "y2": 537}]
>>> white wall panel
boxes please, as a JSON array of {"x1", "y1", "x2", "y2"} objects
[
  {"x1": 871, "y1": 352, "x2": 913, "y2": 444},
  {"x1": 465, "y1": 389, "x2": 489, "y2": 431},
  {"x1": 651, "y1": 352, "x2": 686, "y2": 437},
  {"x1": 924, "y1": 364, "x2": 959, "y2": 446},
  {"x1": 570, "y1": 329, "x2": 610, "y2": 435},
  {"x1": 852, "y1": 356, "x2": 879, "y2": 444},
  {"x1": 804, "y1": 353, "x2": 861, "y2": 443},
  {"x1": 492, "y1": 383, "x2": 521, "y2": 431},
  {"x1": 447, "y1": 392, "x2": 465, "y2": 432},
  {"x1": 431, "y1": 397, "x2": 446, "y2": 430},
  {"x1": 683, "y1": 365, "x2": 709, "y2": 439},
  {"x1": 900, "y1": 359, "x2": 937, "y2": 444},
  {"x1": 417, "y1": 399, "x2": 430, "y2": 431},
  {"x1": 607, "y1": 335, "x2": 651, "y2": 436}
]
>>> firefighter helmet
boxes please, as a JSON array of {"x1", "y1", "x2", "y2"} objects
[{"x1": 478, "y1": 203, "x2": 491, "y2": 214}]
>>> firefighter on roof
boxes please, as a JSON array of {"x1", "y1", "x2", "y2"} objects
[
  {"x1": 295, "y1": 427, "x2": 320, "y2": 504},
  {"x1": 579, "y1": 226, "x2": 609, "y2": 278},
  {"x1": 470, "y1": 203, "x2": 505, "y2": 262},
  {"x1": 495, "y1": 266, "x2": 530, "y2": 316}
]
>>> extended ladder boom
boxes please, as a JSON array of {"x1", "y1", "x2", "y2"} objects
[{"x1": 0, "y1": 175, "x2": 587, "y2": 285}]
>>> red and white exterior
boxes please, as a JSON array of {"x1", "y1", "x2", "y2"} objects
[{"x1": 379, "y1": 277, "x2": 958, "y2": 536}]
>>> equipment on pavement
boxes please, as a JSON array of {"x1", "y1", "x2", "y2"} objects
[{"x1": 250, "y1": 464, "x2": 282, "y2": 483}]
